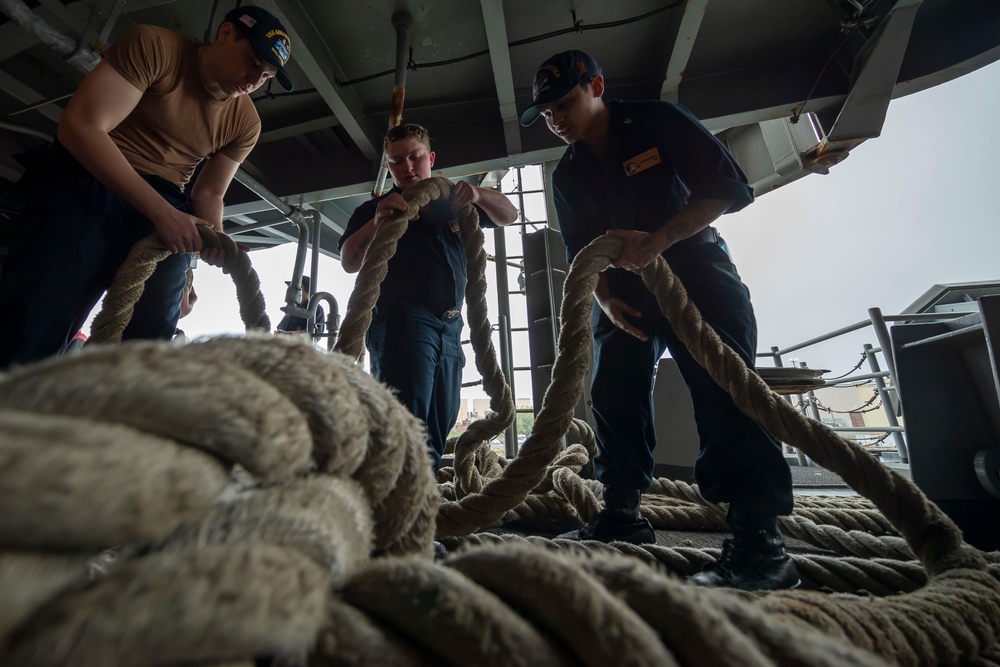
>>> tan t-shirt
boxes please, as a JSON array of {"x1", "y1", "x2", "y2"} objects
[{"x1": 103, "y1": 25, "x2": 261, "y2": 188}]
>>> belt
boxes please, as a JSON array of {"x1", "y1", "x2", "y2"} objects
[
  {"x1": 686, "y1": 226, "x2": 720, "y2": 244},
  {"x1": 442, "y1": 310, "x2": 461, "y2": 320}
]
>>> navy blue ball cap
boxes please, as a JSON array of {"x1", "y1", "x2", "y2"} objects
[
  {"x1": 224, "y1": 5, "x2": 294, "y2": 91},
  {"x1": 519, "y1": 50, "x2": 602, "y2": 127}
]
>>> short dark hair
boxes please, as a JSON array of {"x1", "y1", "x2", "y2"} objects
[{"x1": 384, "y1": 123, "x2": 431, "y2": 150}]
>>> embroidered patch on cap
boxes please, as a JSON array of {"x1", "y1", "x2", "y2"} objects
[{"x1": 266, "y1": 28, "x2": 290, "y2": 65}]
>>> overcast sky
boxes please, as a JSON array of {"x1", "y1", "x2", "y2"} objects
[
  {"x1": 147, "y1": 57, "x2": 1000, "y2": 397},
  {"x1": 720, "y1": 57, "x2": 1000, "y2": 375}
]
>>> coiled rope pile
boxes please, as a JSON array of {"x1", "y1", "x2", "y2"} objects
[{"x1": 1, "y1": 177, "x2": 998, "y2": 665}]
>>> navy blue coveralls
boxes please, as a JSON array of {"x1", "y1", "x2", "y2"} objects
[
  {"x1": 339, "y1": 187, "x2": 493, "y2": 468},
  {"x1": 554, "y1": 99, "x2": 793, "y2": 517},
  {"x1": 0, "y1": 142, "x2": 191, "y2": 369}
]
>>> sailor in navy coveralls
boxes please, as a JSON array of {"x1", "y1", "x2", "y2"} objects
[{"x1": 520, "y1": 51, "x2": 798, "y2": 591}]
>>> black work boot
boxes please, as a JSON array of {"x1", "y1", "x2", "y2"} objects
[
  {"x1": 688, "y1": 507, "x2": 800, "y2": 590},
  {"x1": 557, "y1": 486, "x2": 655, "y2": 544}
]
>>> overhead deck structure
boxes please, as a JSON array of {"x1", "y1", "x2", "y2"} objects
[{"x1": 0, "y1": 0, "x2": 998, "y2": 260}]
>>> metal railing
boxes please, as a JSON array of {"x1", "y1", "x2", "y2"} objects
[{"x1": 758, "y1": 307, "x2": 971, "y2": 464}]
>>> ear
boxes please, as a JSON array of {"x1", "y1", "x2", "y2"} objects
[
  {"x1": 216, "y1": 21, "x2": 236, "y2": 44},
  {"x1": 590, "y1": 74, "x2": 605, "y2": 98},
  {"x1": 428, "y1": 151, "x2": 436, "y2": 168}
]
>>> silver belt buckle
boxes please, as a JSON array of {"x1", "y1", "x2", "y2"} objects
[{"x1": 442, "y1": 310, "x2": 461, "y2": 320}]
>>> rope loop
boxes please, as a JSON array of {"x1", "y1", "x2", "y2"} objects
[{"x1": 89, "y1": 226, "x2": 269, "y2": 344}]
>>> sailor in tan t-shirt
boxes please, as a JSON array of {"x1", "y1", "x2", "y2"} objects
[{"x1": 0, "y1": 6, "x2": 293, "y2": 368}]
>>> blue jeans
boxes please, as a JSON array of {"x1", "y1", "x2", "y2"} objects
[
  {"x1": 0, "y1": 144, "x2": 191, "y2": 369},
  {"x1": 590, "y1": 238, "x2": 793, "y2": 516},
  {"x1": 366, "y1": 303, "x2": 466, "y2": 469}
]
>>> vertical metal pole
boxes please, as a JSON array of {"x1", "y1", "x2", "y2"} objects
[
  {"x1": 232, "y1": 169, "x2": 310, "y2": 308},
  {"x1": 203, "y1": 0, "x2": 222, "y2": 44},
  {"x1": 498, "y1": 315, "x2": 516, "y2": 458},
  {"x1": 801, "y1": 362, "x2": 824, "y2": 467},
  {"x1": 773, "y1": 345, "x2": 808, "y2": 464},
  {"x1": 310, "y1": 209, "x2": 321, "y2": 300},
  {"x1": 864, "y1": 343, "x2": 909, "y2": 463},
  {"x1": 287, "y1": 212, "x2": 311, "y2": 306},
  {"x1": 308, "y1": 209, "x2": 322, "y2": 344},
  {"x1": 372, "y1": 10, "x2": 412, "y2": 197},
  {"x1": 494, "y1": 224, "x2": 517, "y2": 454},
  {"x1": 868, "y1": 307, "x2": 901, "y2": 404},
  {"x1": 97, "y1": 0, "x2": 126, "y2": 50}
]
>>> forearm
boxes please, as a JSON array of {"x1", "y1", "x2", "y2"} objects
[
  {"x1": 474, "y1": 187, "x2": 518, "y2": 225},
  {"x1": 340, "y1": 218, "x2": 377, "y2": 273},
  {"x1": 653, "y1": 198, "x2": 734, "y2": 251},
  {"x1": 191, "y1": 193, "x2": 224, "y2": 232},
  {"x1": 57, "y1": 120, "x2": 175, "y2": 223}
]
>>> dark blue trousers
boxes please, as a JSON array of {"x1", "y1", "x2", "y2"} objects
[
  {"x1": 366, "y1": 303, "x2": 466, "y2": 468},
  {"x1": 590, "y1": 238, "x2": 793, "y2": 516},
  {"x1": 0, "y1": 144, "x2": 191, "y2": 369}
]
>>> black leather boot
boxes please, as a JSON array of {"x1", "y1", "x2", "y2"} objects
[
  {"x1": 688, "y1": 507, "x2": 800, "y2": 590},
  {"x1": 557, "y1": 486, "x2": 655, "y2": 544}
]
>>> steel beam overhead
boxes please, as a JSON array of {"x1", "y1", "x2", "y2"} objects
[
  {"x1": 222, "y1": 200, "x2": 283, "y2": 218},
  {"x1": 303, "y1": 202, "x2": 346, "y2": 236},
  {"x1": 229, "y1": 213, "x2": 298, "y2": 244},
  {"x1": 2, "y1": 0, "x2": 998, "y2": 242},
  {"x1": 83, "y1": 0, "x2": 126, "y2": 52},
  {"x1": 253, "y1": 0, "x2": 381, "y2": 160},
  {"x1": 259, "y1": 115, "x2": 341, "y2": 145},
  {"x1": 481, "y1": 0, "x2": 522, "y2": 155},
  {"x1": 660, "y1": 0, "x2": 709, "y2": 103},
  {"x1": 0, "y1": 70, "x2": 64, "y2": 124},
  {"x1": 228, "y1": 234, "x2": 286, "y2": 247},
  {"x1": 294, "y1": 146, "x2": 567, "y2": 209},
  {"x1": 36, "y1": 0, "x2": 84, "y2": 35}
]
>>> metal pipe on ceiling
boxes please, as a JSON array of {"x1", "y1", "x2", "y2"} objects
[
  {"x1": 371, "y1": 10, "x2": 413, "y2": 198},
  {"x1": 310, "y1": 208, "x2": 321, "y2": 305},
  {"x1": 232, "y1": 169, "x2": 312, "y2": 307},
  {"x1": 0, "y1": 0, "x2": 101, "y2": 73},
  {"x1": 203, "y1": 0, "x2": 223, "y2": 44},
  {"x1": 93, "y1": 0, "x2": 126, "y2": 51},
  {"x1": 234, "y1": 169, "x2": 295, "y2": 219}
]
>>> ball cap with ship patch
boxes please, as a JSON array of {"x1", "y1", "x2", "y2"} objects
[
  {"x1": 224, "y1": 5, "x2": 294, "y2": 91},
  {"x1": 519, "y1": 50, "x2": 602, "y2": 127}
]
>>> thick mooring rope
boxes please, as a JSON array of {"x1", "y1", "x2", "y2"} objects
[
  {"x1": 2, "y1": 181, "x2": 999, "y2": 665},
  {"x1": 90, "y1": 225, "x2": 269, "y2": 344},
  {"x1": 333, "y1": 177, "x2": 516, "y2": 466},
  {"x1": 0, "y1": 334, "x2": 443, "y2": 664},
  {"x1": 430, "y1": 229, "x2": 1000, "y2": 663}
]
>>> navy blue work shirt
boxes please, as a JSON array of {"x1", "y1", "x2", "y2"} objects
[
  {"x1": 553, "y1": 99, "x2": 754, "y2": 296},
  {"x1": 339, "y1": 185, "x2": 494, "y2": 317}
]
